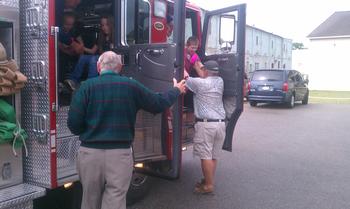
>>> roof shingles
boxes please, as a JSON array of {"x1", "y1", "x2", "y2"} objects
[{"x1": 308, "y1": 11, "x2": 350, "y2": 39}]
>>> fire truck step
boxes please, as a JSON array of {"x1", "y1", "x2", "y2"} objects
[
  {"x1": 0, "y1": 183, "x2": 45, "y2": 209},
  {"x1": 134, "y1": 154, "x2": 167, "y2": 163}
]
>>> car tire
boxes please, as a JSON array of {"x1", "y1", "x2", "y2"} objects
[
  {"x1": 126, "y1": 173, "x2": 153, "y2": 206},
  {"x1": 302, "y1": 91, "x2": 309, "y2": 105},
  {"x1": 287, "y1": 94, "x2": 295, "y2": 108},
  {"x1": 249, "y1": 101, "x2": 257, "y2": 107}
]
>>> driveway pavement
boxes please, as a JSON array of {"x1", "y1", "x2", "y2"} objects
[{"x1": 129, "y1": 103, "x2": 350, "y2": 209}]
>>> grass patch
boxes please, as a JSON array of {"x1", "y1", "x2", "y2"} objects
[{"x1": 309, "y1": 90, "x2": 350, "y2": 104}]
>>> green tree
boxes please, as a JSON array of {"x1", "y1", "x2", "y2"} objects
[{"x1": 292, "y1": 42, "x2": 305, "y2": 50}]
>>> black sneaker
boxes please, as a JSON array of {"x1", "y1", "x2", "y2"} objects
[{"x1": 64, "y1": 79, "x2": 77, "y2": 91}]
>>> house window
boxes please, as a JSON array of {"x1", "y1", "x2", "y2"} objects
[
  {"x1": 283, "y1": 64, "x2": 286, "y2": 69},
  {"x1": 278, "y1": 61, "x2": 280, "y2": 68},
  {"x1": 271, "y1": 63, "x2": 274, "y2": 69},
  {"x1": 255, "y1": 62, "x2": 259, "y2": 70},
  {"x1": 271, "y1": 40, "x2": 273, "y2": 49},
  {"x1": 256, "y1": 36, "x2": 259, "y2": 45}
]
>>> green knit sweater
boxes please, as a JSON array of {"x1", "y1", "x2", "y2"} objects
[{"x1": 67, "y1": 70, "x2": 180, "y2": 149}]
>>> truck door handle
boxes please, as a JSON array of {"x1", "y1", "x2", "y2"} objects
[
  {"x1": 135, "y1": 50, "x2": 141, "y2": 67},
  {"x1": 146, "y1": 48, "x2": 164, "y2": 56},
  {"x1": 218, "y1": 57, "x2": 229, "y2": 62}
]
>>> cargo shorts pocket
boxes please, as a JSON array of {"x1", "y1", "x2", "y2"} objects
[{"x1": 193, "y1": 123, "x2": 205, "y2": 143}]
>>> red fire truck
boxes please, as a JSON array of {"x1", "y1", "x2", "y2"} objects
[{"x1": 0, "y1": 0, "x2": 246, "y2": 208}]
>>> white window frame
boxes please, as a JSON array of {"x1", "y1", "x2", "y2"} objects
[{"x1": 121, "y1": 0, "x2": 151, "y2": 46}]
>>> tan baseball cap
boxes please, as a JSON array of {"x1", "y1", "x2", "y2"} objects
[{"x1": 0, "y1": 42, "x2": 7, "y2": 62}]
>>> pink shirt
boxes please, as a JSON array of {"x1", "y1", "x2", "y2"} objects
[{"x1": 184, "y1": 51, "x2": 200, "y2": 74}]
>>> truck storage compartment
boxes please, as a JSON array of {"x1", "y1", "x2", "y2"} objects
[
  {"x1": 0, "y1": 12, "x2": 22, "y2": 190},
  {"x1": 0, "y1": 144, "x2": 22, "y2": 189},
  {"x1": 0, "y1": 3, "x2": 46, "y2": 208}
]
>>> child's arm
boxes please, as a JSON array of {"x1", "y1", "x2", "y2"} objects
[{"x1": 190, "y1": 53, "x2": 205, "y2": 78}]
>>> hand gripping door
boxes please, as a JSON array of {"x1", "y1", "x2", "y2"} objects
[{"x1": 200, "y1": 4, "x2": 246, "y2": 152}]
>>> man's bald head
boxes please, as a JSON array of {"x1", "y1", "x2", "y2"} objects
[{"x1": 97, "y1": 51, "x2": 122, "y2": 74}]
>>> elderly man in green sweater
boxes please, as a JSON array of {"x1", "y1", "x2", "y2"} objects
[{"x1": 68, "y1": 51, "x2": 186, "y2": 209}]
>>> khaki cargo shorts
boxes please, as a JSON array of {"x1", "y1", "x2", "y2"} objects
[{"x1": 193, "y1": 121, "x2": 225, "y2": 160}]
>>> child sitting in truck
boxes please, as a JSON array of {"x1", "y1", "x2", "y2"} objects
[
  {"x1": 64, "y1": 16, "x2": 114, "y2": 91},
  {"x1": 58, "y1": 12, "x2": 84, "y2": 83}
]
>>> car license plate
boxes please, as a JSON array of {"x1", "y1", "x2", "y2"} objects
[{"x1": 261, "y1": 86, "x2": 270, "y2": 91}]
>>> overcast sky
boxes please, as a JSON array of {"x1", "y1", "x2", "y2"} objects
[{"x1": 188, "y1": 0, "x2": 350, "y2": 44}]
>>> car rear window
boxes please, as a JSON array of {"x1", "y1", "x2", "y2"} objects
[{"x1": 252, "y1": 71, "x2": 284, "y2": 81}]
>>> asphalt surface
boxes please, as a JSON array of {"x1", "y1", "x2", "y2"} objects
[{"x1": 128, "y1": 103, "x2": 350, "y2": 209}]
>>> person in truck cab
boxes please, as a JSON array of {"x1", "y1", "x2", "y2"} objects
[
  {"x1": 67, "y1": 51, "x2": 186, "y2": 209},
  {"x1": 56, "y1": 0, "x2": 81, "y2": 27},
  {"x1": 184, "y1": 36, "x2": 205, "y2": 109},
  {"x1": 185, "y1": 60, "x2": 226, "y2": 194},
  {"x1": 58, "y1": 12, "x2": 84, "y2": 57},
  {"x1": 64, "y1": 16, "x2": 114, "y2": 91},
  {"x1": 184, "y1": 36, "x2": 205, "y2": 78},
  {"x1": 58, "y1": 12, "x2": 84, "y2": 83}
]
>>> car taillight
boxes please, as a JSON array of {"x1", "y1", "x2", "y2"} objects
[
  {"x1": 283, "y1": 82, "x2": 288, "y2": 92},
  {"x1": 248, "y1": 82, "x2": 251, "y2": 91}
]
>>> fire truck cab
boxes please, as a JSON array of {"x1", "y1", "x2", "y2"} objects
[{"x1": 0, "y1": 0, "x2": 246, "y2": 208}]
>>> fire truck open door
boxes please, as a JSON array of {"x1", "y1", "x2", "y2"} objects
[
  {"x1": 200, "y1": 4, "x2": 246, "y2": 151},
  {"x1": 114, "y1": 0, "x2": 186, "y2": 179}
]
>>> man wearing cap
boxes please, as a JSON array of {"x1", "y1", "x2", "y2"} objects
[{"x1": 185, "y1": 60, "x2": 226, "y2": 194}]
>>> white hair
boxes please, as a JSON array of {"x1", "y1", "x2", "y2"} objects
[{"x1": 98, "y1": 51, "x2": 122, "y2": 72}]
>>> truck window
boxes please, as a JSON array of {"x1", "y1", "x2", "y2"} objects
[
  {"x1": 205, "y1": 12, "x2": 237, "y2": 55},
  {"x1": 252, "y1": 71, "x2": 284, "y2": 81},
  {"x1": 166, "y1": 7, "x2": 198, "y2": 44},
  {"x1": 295, "y1": 73, "x2": 302, "y2": 82},
  {"x1": 124, "y1": 0, "x2": 151, "y2": 45},
  {"x1": 185, "y1": 9, "x2": 198, "y2": 43}
]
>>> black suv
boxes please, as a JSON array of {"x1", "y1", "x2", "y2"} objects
[{"x1": 247, "y1": 69, "x2": 309, "y2": 108}]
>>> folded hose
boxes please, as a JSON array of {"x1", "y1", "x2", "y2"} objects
[{"x1": 0, "y1": 99, "x2": 28, "y2": 156}]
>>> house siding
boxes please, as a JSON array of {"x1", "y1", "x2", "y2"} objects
[{"x1": 293, "y1": 38, "x2": 350, "y2": 91}]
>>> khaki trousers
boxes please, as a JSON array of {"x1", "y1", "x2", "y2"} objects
[{"x1": 77, "y1": 146, "x2": 133, "y2": 209}]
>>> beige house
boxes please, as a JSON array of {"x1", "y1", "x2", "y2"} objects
[{"x1": 293, "y1": 11, "x2": 350, "y2": 91}]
